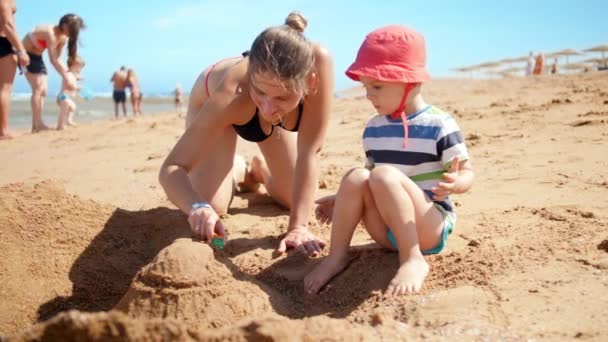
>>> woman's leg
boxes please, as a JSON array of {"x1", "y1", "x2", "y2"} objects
[
  {"x1": 25, "y1": 72, "x2": 49, "y2": 132},
  {"x1": 0, "y1": 54, "x2": 17, "y2": 139},
  {"x1": 253, "y1": 129, "x2": 298, "y2": 208}
]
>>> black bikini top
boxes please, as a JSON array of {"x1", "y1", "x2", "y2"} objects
[{"x1": 233, "y1": 103, "x2": 304, "y2": 142}]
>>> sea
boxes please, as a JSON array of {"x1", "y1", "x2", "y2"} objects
[{"x1": 9, "y1": 91, "x2": 184, "y2": 129}]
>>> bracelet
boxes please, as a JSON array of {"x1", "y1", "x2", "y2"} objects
[
  {"x1": 190, "y1": 201, "x2": 212, "y2": 215},
  {"x1": 15, "y1": 50, "x2": 26, "y2": 56}
]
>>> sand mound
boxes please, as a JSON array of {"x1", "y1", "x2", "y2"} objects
[
  {"x1": 115, "y1": 238, "x2": 284, "y2": 328},
  {"x1": 0, "y1": 181, "x2": 191, "y2": 335}
]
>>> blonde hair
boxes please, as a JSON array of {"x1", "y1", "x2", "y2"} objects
[
  {"x1": 248, "y1": 11, "x2": 315, "y2": 92},
  {"x1": 67, "y1": 55, "x2": 85, "y2": 68}
]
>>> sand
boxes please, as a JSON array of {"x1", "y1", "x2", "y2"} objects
[{"x1": 1, "y1": 72, "x2": 607, "y2": 341}]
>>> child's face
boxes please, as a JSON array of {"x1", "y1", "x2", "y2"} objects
[{"x1": 360, "y1": 77, "x2": 406, "y2": 115}]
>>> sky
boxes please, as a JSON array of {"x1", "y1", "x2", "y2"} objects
[{"x1": 11, "y1": 0, "x2": 608, "y2": 96}]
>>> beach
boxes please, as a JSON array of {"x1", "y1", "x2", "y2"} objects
[{"x1": 1, "y1": 71, "x2": 607, "y2": 340}]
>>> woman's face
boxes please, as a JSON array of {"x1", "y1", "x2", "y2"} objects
[{"x1": 249, "y1": 72, "x2": 303, "y2": 124}]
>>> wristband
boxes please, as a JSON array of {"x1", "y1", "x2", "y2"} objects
[
  {"x1": 190, "y1": 201, "x2": 212, "y2": 215},
  {"x1": 15, "y1": 50, "x2": 26, "y2": 56}
]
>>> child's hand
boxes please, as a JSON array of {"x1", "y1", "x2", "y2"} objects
[
  {"x1": 315, "y1": 194, "x2": 336, "y2": 225},
  {"x1": 431, "y1": 157, "x2": 460, "y2": 201}
]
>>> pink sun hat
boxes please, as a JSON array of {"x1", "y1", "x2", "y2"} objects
[{"x1": 345, "y1": 25, "x2": 430, "y2": 83}]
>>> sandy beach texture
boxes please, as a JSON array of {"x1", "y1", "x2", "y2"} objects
[{"x1": 1, "y1": 72, "x2": 607, "y2": 341}]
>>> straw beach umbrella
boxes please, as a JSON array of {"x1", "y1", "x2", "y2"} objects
[
  {"x1": 451, "y1": 66, "x2": 476, "y2": 79},
  {"x1": 561, "y1": 62, "x2": 592, "y2": 73},
  {"x1": 499, "y1": 66, "x2": 526, "y2": 76},
  {"x1": 582, "y1": 57, "x2": 608, "y2": 68},
  {"x1": 547, "y1": 48, "x2": 583, "y2": 65},
  {"x1": 583, "y1": 44, "x2": 608, "y2": 60}
]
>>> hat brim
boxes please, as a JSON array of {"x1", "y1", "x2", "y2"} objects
[{"x1": 345, "y1": 63, "x2": 430, "y2": 83}]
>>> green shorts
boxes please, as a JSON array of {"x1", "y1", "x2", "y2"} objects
[{"x1": 386, "y1": 203, "x2": 455, "y2": 255}]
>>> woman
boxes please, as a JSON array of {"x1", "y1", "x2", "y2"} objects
[
  {"x1": 22, "y1": 13, "x2": 85, "y2": 132},
  {"x1": 126, "y1": 68, "x2": 142, "y2": 115},
  {"x1": 0, "y1": 0, "x2": 29, "y2": 140},
  {"x1": 159, "y1": 12, "x2": 334, "y2": 256}
]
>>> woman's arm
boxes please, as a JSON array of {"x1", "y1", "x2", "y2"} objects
[
  {"x1": 159, "y1": 76, "x2": 243, "y2": 214},
  {"x1": 44, "y1": 29, "x2": 69, "y2": 79},
  {"x1": 288, "y1": 46, "x2": 334, "y2": 231}
]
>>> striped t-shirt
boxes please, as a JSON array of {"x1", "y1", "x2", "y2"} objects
[{"x1": 362, "y1": 105, "x2": 470, "y2": 214}]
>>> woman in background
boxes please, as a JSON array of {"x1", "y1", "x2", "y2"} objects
[
  {"x1": 0, "y1": 0, "x2": 29, "y2": 139},
  {"x1": 22, "y1": 13, "x2": 85, "y2": 132}
]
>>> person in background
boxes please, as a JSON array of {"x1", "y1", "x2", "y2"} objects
[
  {"x1": 56, "y1": 55, "x2": 84, "y2": 129},
  {"x1": 0, "y1": 0, "x2": 29, "y2": 140},
  {"x1": 174, "y1": 83, "x2": 184, "y2": 115},
  {"x1": 126, "y1": 68, "x2": 142, "y2": 115},
  {"x1": 22, "y1": 13, "x2": 85, "y2": 132},
  {"x1": 110, "y1": 66, "x2": 128, "y2": 118},
  {"x1": 550, "y1": 58, "x2": 558, "y2": 75},
  {"x1": 533, "y1": 53, "x2": 545, "y2": 75},
  {"x1": 525, "y1": 51, "x2": 534, "y2": 76}
]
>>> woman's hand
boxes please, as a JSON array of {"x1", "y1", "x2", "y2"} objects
[
  {"x1": 314, "y1": 194, "x2": 336, "y2": 225},
  {"x1": 188, "y1": 206, "x2": 227, "y2": 243},
  {"x1": 277, "y1": 226, "x2": 326, "y2": 257}
]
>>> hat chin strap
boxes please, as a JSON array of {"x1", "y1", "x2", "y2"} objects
[{"x1": 390, "y1": 83, "x2": 418, "y2": 148}]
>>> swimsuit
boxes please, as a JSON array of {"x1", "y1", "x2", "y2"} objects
[
  {"x1": 0, "y1": 37, "x2": 14, "y2": 58},
  {"x1": 29, "y1": 32, "x2": 47, "y2": 50},
  {"x1": 25, "y1": 53, "x2": 47, "y2": 74},
  {"x1": 386, "y1": 203, "x2": 455, "y2": 255},
  {"x1": 233, "y1": 103, "x2": 304, "y2": 142},
  {"x1": 57, "y1": 92, "x2": 70, "y2": 102},
  {"x1": 113, "y1": 90, "x2": 126, "y2": 103}
]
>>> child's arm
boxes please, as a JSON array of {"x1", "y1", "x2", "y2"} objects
[{"x1": 431, "y1": 157, "x2": 475, "y2": 201}]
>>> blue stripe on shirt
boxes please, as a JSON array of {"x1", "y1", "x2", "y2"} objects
[
  {"x1": 436, "y1": 131, "x2": 464, "y2": 159},
  {"x1": 364, "y1": 125, "x2": 441, "y2": 140}
]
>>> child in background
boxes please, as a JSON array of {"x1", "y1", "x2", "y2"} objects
[
  {"x1": 304, "y1": 25, "x2": 475, "y2": 295},
  {"x1": 56, "y1": 55, "x2": 85, "y2": 129}
]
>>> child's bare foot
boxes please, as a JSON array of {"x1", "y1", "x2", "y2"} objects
[
  {"x1": 56, "y1": 125, "x2": 65, "y2": 131},
  {"x1": 304, "y1": 255, "x2": 350, "y2": 294},
  {"x1": 67, "y1": 121, "x2": 77, "y2": 127},
  {"x1": 386, "y1": 256, "x2": 429, "y2": 296},
  {"x1": 31, "y1": 123, "x2": 50, "y2": 133}
]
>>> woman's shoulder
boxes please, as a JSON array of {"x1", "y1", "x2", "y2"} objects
[{"x1": 312, "y1": 43, "x2": 333, "y2": 66}]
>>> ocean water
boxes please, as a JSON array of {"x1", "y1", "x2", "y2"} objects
[{"x1": 8, "y1": 93, "x2": 184, "y2": 129}]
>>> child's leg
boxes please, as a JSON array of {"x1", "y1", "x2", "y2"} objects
[
  {"x1": 368, "y1": 165, "x2": 445, "y2": 295},
  {"x1": 57, "y1": 100, "x2": 70, "y2": 130},
  {"x1": 66, "y1": 100, "x2": 76, "y2": 126},
  {"x1": 304, "y1": 168, "x2": 371, "y2": 294}
]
